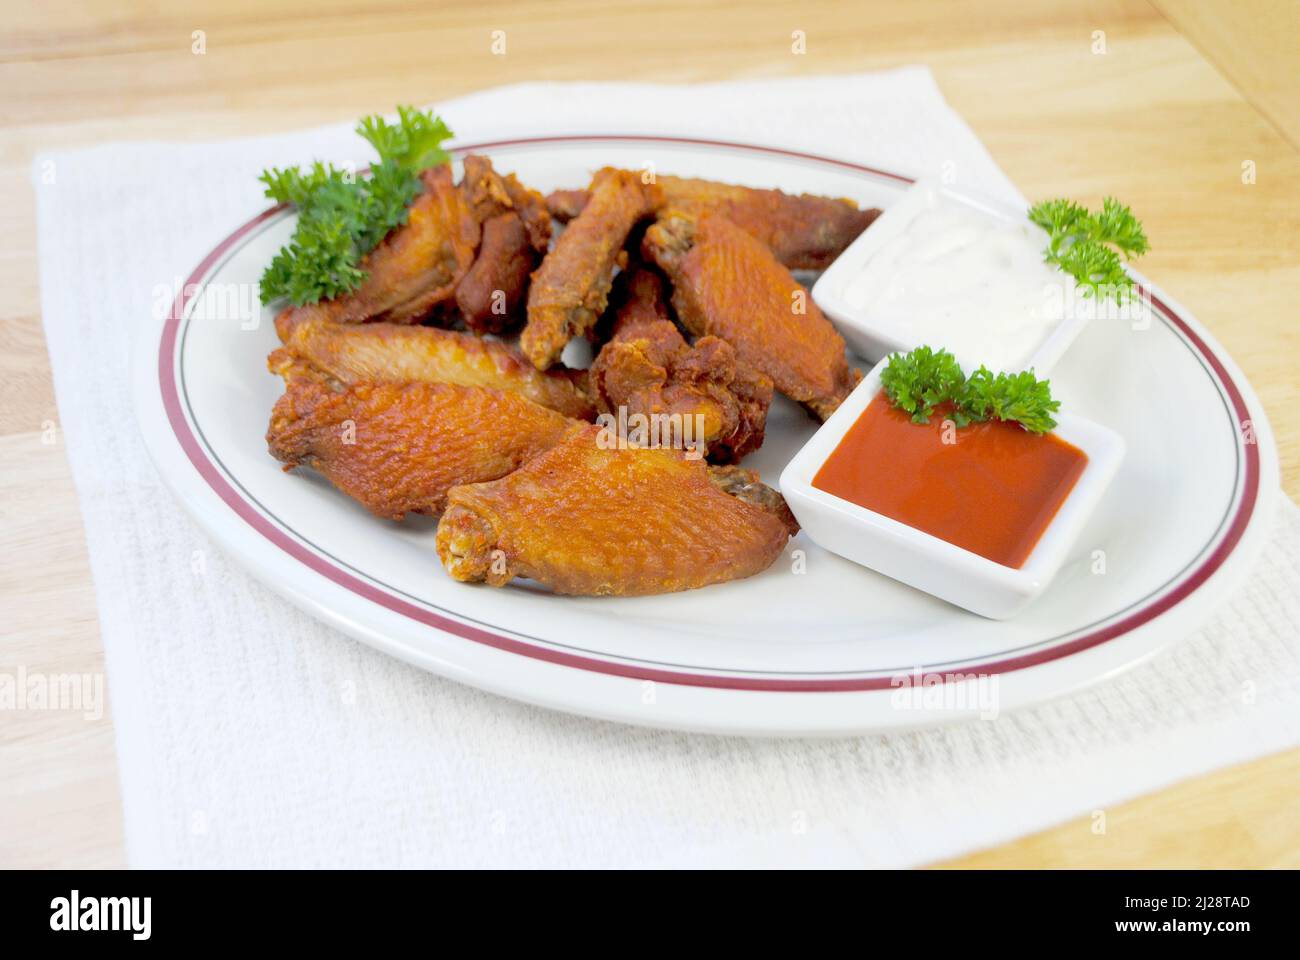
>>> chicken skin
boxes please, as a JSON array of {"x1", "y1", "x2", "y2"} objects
[
  {"x1": 547, "y1": 175, "x2": 880, "y2": 270},
  {"x1": 458, "y1": 154, "x2": 552, "y2": 254},
  {"x1": 543, "y1": 188, "x2": 589, "y2": 223},
  {"x1": 267, "y1": 379, "x2": 575, "y2": 519},
  {"x1": 522, "y1": 167, "x2": 663, "y2": 369},
  {"x1": 454, "y1": 155, "x2": 552, "y2": 332},
  {"x1": 454, "y1": 212, "x2": 535, "y2": 334},
  {"x1": 274, "y1": 165, "x2": 480, "y2": 332},
  {"x1": 643, "y1": 209, "x2": 861, "y2": 420},
  {"x1": 589, "y1": 267, "x2": 772, "y2": 463},
  {"x1": 435, "y1": 424, "x2": 796, "y2": 596},
  {"x1": 271, "y1": 311, "x2": 596, "y2": 420}
]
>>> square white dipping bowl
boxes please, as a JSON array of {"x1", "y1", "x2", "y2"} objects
[
  {"x1": 779, "y1": 359, "x2": 1125, "y2": 620},
  {"x1": 812, "y1": 179, "x2": 1094, "y2": 375}
]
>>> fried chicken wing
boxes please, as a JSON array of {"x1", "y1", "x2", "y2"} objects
[
  {"x1": 454, "y1": 212, "x2": 535, "y2": 334},
  {"x1": 458, "y1": 154, "x2": 552, "y2": 254},
  {"x1": 271, "y1": 312, "x2": 595, "y2": 420},
  {"x1": 522, "y1": 167, "x2": 662, "y2": 369},
  {"x1": 454, "y1": 155, "x2": 554, "y2": 332},
  {"x1": 436, "y1": 424, "x2": 796, "y2": 596},
  {"x1": 548, "y1": 175, "x2": 880, "y2": 269},
  {"x1": 543, "y1": 188, "x2": 590, "y2": 223},
  {"x1": 643, "y1": 209, "x2": 861, "y2": 420},
  {"x1": 589, "y1": 267, "x2": 772, "y2": 463},
  {"x1": 274, "y1": 165, "x2": 480, "y2": 332},
  {"x1": 603, "y1": 263, "x2": 670, "y2": 333},
  {"x1": 267, "y1": 379, "x2": 574, "y2": 519}
]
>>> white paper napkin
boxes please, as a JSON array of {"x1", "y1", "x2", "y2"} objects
[{"x1": 33, "y1": 68, "x2": 1300, "y2": 868}]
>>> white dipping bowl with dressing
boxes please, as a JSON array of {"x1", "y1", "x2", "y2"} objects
[{"x1": 812, "y1": 180, "x2": 1092, "y2": 375}]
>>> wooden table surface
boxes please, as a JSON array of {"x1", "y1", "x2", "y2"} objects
[{"x1": 2, "y1": 0, "x2": 1298, "y2": 868}]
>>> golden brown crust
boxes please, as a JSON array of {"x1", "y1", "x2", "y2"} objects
[
  {"x1": 544, "y1": 188, "x2": 590, "y2": 223},
  {"x1": 643, "y1": 209, "x2": 861, "y2": 420},
  {"x1": 454, "y1": 212, "x2": 536, "y2": 334},
  {"x1": 653, "y1": 175, "x2": 879, "y2": 270},
  {"x1": 547, "y1": 175, "x2": 880, "y2": 269},
  {"x1": 435, "y1": 424, "x2": 794, "y2": 596},
  {"x1": 273, "y1": 312, "x2": 596, "y2": 421},
  {"x1": 707, "y1": 465, "x2": 799, "y2": 535},
  {"x1": 267, "y1": 346, "x2": 340, "y2": 388},
  {"x1": 266, "y1": 379, "x2": 574, "y2": 519},
  {"x1": 589, "y1": 267, "x2": 772, "y2": 462},
  {"x1": 521, "y1": 168, "x2": 663, "y2": 369},
  {"x1": 458, "y1": 154, "x2": 552, "y2": 253}
]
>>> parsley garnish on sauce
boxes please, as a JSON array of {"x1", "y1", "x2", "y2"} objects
[{"x1": 880, "y1": 346, "x2": 1060, "y2": 434}]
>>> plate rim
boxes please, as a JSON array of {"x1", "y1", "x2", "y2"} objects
[{"x1": 134, "y1": 133, "x2": 1280, "y2": 733}]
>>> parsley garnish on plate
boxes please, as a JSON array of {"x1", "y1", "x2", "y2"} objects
[
  {"x1": 1027, "y1": 196, "x2": 1148, "y2": 303},
  {"x1": 880, "y1": 346, "x2": 1060, "y2": 434},
  {"x1": 258, "y1": 106, "x2": 454, "y2": 306}
]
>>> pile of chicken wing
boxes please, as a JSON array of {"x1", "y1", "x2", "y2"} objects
[{"x1": 265, "y1": 156, "x2": 880, "y2": 596}]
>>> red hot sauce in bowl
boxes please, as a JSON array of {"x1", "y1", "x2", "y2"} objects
[{"x1": 812, "y1": 392, "x2": 1088, "y2": 569}]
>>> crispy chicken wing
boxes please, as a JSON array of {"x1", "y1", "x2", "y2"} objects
[
  {"x1": 458, "y1": 154, "x2": 551, "y2": 253},
  {"x1": 543, "y1": 188, "x2": 589, "y2": 223},
  {"x1": 548, "y1": 175, "x2": 880, "y2": 269},
  {"x1": 589, "y1": 267, "x2": 772, "y2": 463},
  {"x1": 436, "y1": 424, "x2": 796, "y2": 596},
  {"x1": 271, "y1": 311, "x2": 595, "y2": 420},
  {"x1": 454, "y1": 212, "x2": 535, "y2": 334},
  {"x1": 267, "y1": 379, "x2": 574, "y2": 519},
  {"x1": 643, "y1": 209, "x2": 861, "y2": 420},
  {"x1": 522, "y1": 167, "x2": 662, "y2": 369},
  {"x1": 274, "y1": 165, "x2": 480, "y2": 332},
  {"x1": 454, "y1": 155, "x2": 553, "y2": 332}
]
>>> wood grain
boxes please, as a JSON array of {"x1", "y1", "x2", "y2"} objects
[
  {"x1": 1, "y1": 0, "x2": 1297, "y2": 868},
  {"x1": 1152, "y1": 0, "x2": 1300, "y2": 151}
]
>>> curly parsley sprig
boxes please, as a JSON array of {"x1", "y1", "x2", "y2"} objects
[
  {"x1": 356, "y1": 107, "x2": 453, "y2": 174},
  {"x1": 258, "y1": 106, "x2": 454, "y2": 306},
  {"x1": 1027, "y1": 196, "x2": 1148, "y2": 303},
  {"x1": 877, "y1": 346, "x2": 966, "y2": 424},
  {"x1": 880, "y1": 346, "x2": 1060, "y2": 434}
]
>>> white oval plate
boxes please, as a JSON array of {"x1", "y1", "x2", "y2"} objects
[{"x1": 133, "y1": 135, "x2": 1279, "y2": 736}]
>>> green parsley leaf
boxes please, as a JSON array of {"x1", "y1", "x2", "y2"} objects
[
  {"x1": 1054, "y1": 240, "x2": 1128, "y2": 301},
  {"x1": 1085, "y1": 196, "x2": 1149, "y2": 258},
  {"x1": 879, "y1": 345, "x2": 967, "y2": 424},
  {"x1": 880, "y1": 347, "x2": 1060, "y2": 434},
  {"x1": 354, "y1": 159, "x2": 422, "y2": 250},
  {"x1": 356, "y1": 105, "x2": 453, "y2": 174},
  {"x1": 258, "y1": 161, "x2": 349, "y2": 207},
  {"x1": 258, "y1": 106, "x2": 454, "y2": 306},
  {"x1": 1027, "y1": 198, "x2": 1087, "y2": 256},
  {"x1": 1027, "y1": 196, "x2": 1149, "y2": 304},
  {"x1": 961, "y1": 366, "x2": 1060, "y2": 434}
]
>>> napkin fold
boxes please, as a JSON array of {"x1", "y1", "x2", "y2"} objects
[{"x1": 33, "y1": 68, "x2": 1300, "y2": 868}]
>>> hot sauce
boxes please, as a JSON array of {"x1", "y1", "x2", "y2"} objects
[{"x1": 812, "y1": 392, "x2": 1088, "y2": 569}]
